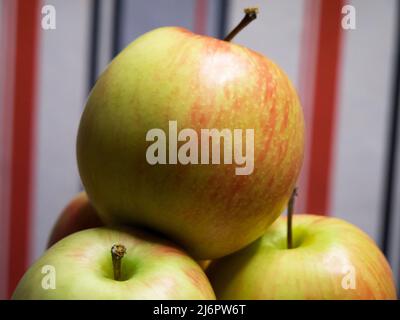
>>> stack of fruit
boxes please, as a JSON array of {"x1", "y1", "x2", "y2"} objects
[{"x1": 13, "y1": 9, "x2": 396, "y2": 300}]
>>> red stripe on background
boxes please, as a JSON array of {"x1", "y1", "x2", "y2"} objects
[
  {"x1": 8, "y1": 0, "x2": 40, "y2": 297},
  {"x1": 194, "y1": 0, "x2": 208, "y2": 35},
  {"x1": 306, "y1": 0, "x2": 343, "y2": 215},
  {"x1": 296, "y1": 0, "x2": 321, "y2": 213},
  {"x1": 0, "y1": 0, "x2": 17, "y2": 300}
]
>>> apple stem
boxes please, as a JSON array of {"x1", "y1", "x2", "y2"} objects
[
  {"x1": 111, "y1": 244, "x2": 126, "y2": 281},
  {"x1": 223, "y1": 7, "x2": 259, "y2": 42},
  {"x1": 287, "y1": 187, "x2": 298, "y2": 249}
]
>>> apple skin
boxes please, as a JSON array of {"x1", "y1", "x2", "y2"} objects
[
  {"x1": 13, "y1": 227, "x2": 215, "y2": 300},
  {"x1": 207, "y1": 214, "x2": 397, "y2": 300},
  {"x1": 47, "y1": 192, "x2": 103, "y2": 248},
  {"x1": 77, "y1": 27, "x2": 304, "y2": 259}
]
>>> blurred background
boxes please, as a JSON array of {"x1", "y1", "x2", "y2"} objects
[{"x1": 0, "y1": 0, "x2": 399, "y2": 299}]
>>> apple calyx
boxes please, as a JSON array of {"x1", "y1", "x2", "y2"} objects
[
  {"x1": 224, "y1": 7, "x2": 259, "y2": 42},
  {"x1": 111, "y1": 244, "x2": 126, "y2": 281},
  {"x1": 287, "y1": 187, "x2": 298, "y2": 249}
]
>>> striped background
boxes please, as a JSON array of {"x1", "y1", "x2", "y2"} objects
[{"x1": 0, "y1": 0, "x2": 399, "y2": 299}]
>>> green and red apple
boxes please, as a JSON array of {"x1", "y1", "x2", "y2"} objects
[
  {"x1": 47, "y1": 192, "x2": 103, "y2": 248},
  {"x1": 77, "y1": 26, "x2": 305, "y2": 259},
  {"x1": 207, "y1": 214, "x2": 397, "y2": 300},
  {"x1": 13, "y1": 228, "x2": 215, "y2": 299}
]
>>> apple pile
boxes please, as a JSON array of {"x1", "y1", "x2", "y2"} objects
[{"x1": 13, "y1": 8, "x2": 396, "y2": 300}]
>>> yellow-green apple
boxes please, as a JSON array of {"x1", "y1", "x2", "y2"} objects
[
  {"x1": 47, "y1": 192, "x2": 103, "y2": 248},
  {"x1": 207, "y1": 214, "x2": 397, "y2": 299},
  {"x1": 13, "y1": 227, "x2": 215, "y2": 299},
  {"x1": 77, "y1": 22, "x2": 304, "y2": 259}
]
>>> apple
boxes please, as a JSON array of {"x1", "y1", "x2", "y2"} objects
[
  {"x1": 13, "y1": 227, "x2": 216, "y2": 299},
  {"x1": 76, "y1": 10, "x2": 305, "y2": 259},
  {"x1": 207, "y1": 214, "x2": 397, "y2": 300},
  {"x1": 47, "y1": 191, "x2": 103, "y2": 248}
]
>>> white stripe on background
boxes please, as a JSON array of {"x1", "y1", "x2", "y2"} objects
[
  {"x1": 203, "y1": 0, "x2": 219, "y2": 37},
  {"x1": 119, "y1": 0, "x2": 197, "y2": 51},
  {"x1": 331, "y1": 0, "x2": 397, "y2": 242},
  {"x1": 31, "y1": 0, "x2": 91, "y2": 262},
  {"x1": 0, "y1": 0, "x2": 17, "y2": 300},
  {"x1": 97, "y1": 0, "x2": 114, "y2": 76}
]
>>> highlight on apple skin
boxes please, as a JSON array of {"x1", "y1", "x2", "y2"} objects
[
  {"x1": 76, "y1": 26, "x2": 305, "y2": 260},
  {"x1": 13, "y1": 228, "x2": 216, "y2": 300},
  {"x1": 47, "y1": 192, "x2": 103, "y2": 248},
  {"x1": 206, "y1": 214, "x2": 397, "y2": 300}
]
